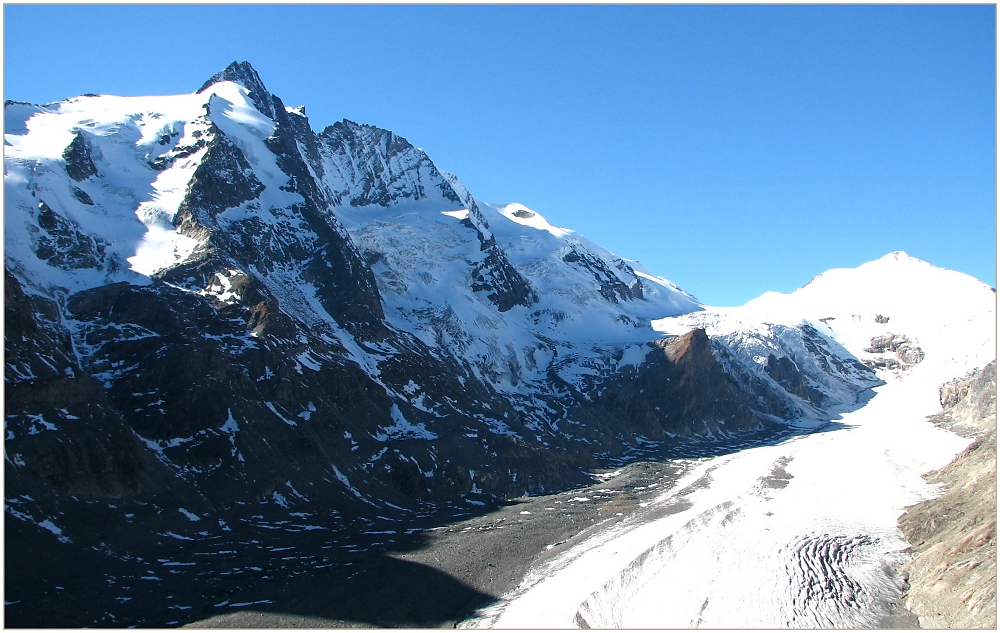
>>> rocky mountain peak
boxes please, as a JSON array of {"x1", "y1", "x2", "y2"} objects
[
  {"x1": 315, "y1": 119, "x2": 463, "y2": 208},
  {"x1": 661, "y1": 327, "x2": 710, "y2": 363},
  {"x1": 198, "y1": 60, "x2": 276, "y2": 120}
]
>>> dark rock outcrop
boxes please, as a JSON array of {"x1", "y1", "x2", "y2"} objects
[
  {"x1": 173, "y1": 132, "x2": 265, "y2": 242},
  {"x1": 765, "y1": 353, "x2": 825, "y2": 405},
  {"x1": 5, "y1": 271, "x2": 150, "y2": 497},
  {"x1": 566, "y1": 329, "x2": 793, "y2": 455},
  {"x1": 62, "y1": 131, "x2": 98, "y2": 181},
  {"x1": 864, "y1": 333, "x2": 925, "y2": 369},
  {"x1": 471, "y1": 232, "x2": 537, "y2": 312},
  {"x1": 72, "y1": 187, "x2": 93, "y2": 205},
  {"x1": 33, "y1": 201, "x2": 106, "y2": 270},
  {"x1": 464, "y1": 205, "x2": 537, "y2": 312},
  {"x1": 562, "y1": 246, "x2": 642, "y2": 304}
]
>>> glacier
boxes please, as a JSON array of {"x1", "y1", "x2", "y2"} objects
[{"x1": 462, "y1": 252, "x2": 996, "y2": 627}]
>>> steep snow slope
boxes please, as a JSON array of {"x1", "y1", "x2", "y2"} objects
[
  {"x1": 337, "y1": 199, "x2": 700, "y2": 395},
  {"x1": 741, "y1": 251, "x2": 996, "y2": 371},
  {"x1": 4, "y1": 81, "x2": 323, "y2": 289},
  {"x1": 5, "y1": 91, "x2": 210, "y2": 290}
]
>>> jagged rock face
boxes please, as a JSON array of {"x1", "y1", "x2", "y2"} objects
[
  {"x1": 930, "y1": 361, "x2": 997, "y2": 438},
  {"x1": 33, "y1": 201, "x2": 107, "y2": 270},
  {"x1": 572, "y1": 329, "x2": 794, "y2": 451},
  {"x1": 174, "y1": 131, "x2": 266, "y2": 235},
  {"x1": 656, "y1": 329, "x2": 794, "y2": 431},
  {"x1": 471, "y1": 233, "x2": 537, "y2": 312},
  {"x1": 863, "y1": 333, "x2": 925, "y2": 370},
  {"x1": 796, "y1": 323, "x2": 875, "y2": 385},
  {"x1": 307, "y1": 115, "x2": 539, "y2": 314},
  {"x1": 666, "y1": 313, "x2": 881, "y2": 416},
  {"x1": 316, "y1": 120, "x2": 463, "y2": 208},
  {"x1": 9, "y1": 254, "x2": 591, "y2": 509},
  {"x1": 562, "y1": 246, "x2": 642, "y2": 304},
  {"x1": 62, "y1": 132, "x2": 98, "y2": 181},
  {"x1": 764, "y1": 353, "x2": 825, "y2": 405}
]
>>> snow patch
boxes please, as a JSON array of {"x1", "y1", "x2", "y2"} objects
[
  {"x1": 372, "y1": 404, "x2": 437, "y2": 441},
  {"x1": 177, "y1": 508, "x2": 201, "y2": 522}
]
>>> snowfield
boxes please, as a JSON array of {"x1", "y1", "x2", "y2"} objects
[{"x1": 463, "y1": 252, "x2": 996, "y2": 628}]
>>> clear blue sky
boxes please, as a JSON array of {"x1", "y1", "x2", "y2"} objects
[{"x1": 4, "y1": 4, "x2": 996, "y2": 305}]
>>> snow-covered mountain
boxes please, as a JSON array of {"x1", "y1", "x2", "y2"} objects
[
  {"x1": 654, "y1": 251, "x2": 996, "y2": 419},
  {"x1": 463, "y1": 259, "x2": 995, "y2": 630},
  {"x1": 4, "y1": 60, "x2": 790, "y2": 513},
  {"x1": 5, "y1": 62, "x2": 993, "y2": 627}
]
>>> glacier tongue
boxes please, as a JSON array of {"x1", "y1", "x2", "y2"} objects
[{"x1": 462, "y1": 253, "x2": 996, "y2": 629}]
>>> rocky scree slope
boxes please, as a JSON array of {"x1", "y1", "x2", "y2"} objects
[
  {"x1": 5, "y1": 62, "x2": 877, "y2": 626},
  {"x1": 899, "y1": 361, "x2": 997, "y2": 629}
]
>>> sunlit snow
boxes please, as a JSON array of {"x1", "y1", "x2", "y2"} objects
[
  {"x1": 3, "y1": 81, "x2": 287, "y2": 288},
  {"x1": 463, "y1": 252, "x2": 996, "y2": 628}
]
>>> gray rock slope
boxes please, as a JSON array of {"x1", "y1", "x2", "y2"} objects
[{"x1": 899, "y1": 361, "x2": 997, "y2": 629}]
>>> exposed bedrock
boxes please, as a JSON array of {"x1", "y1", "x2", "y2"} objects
[
  {"x1": 570, "y1": 329, "x2": 793, "y2": 453},
  {"x1": 899, "y1": 361, "x2": 997, "y2": 629}
]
